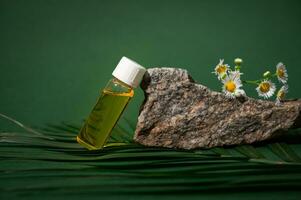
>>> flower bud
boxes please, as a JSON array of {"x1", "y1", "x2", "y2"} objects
[
  {"x1": 221, "y1": 73, "x2": 227, "y2": 79},
  {"x1": 234, "y1": 58, "x2": 243, "y2": 65},
  {"x1": 263, "y1": 71, "x2": 271, "y2": 78}
]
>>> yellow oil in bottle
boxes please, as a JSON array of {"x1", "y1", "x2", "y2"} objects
[
  {"x1": 77, "y1": 88, "x2": 134, "y2": 150},
  {"x1": 77, "y1": 56, "x2": 146, "y2": 150}
]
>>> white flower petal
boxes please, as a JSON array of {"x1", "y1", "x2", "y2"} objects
[
  {"x1": 276, "y1": 62, "x2": 288, "y2": 84},
  {"x1": 222, "y1": 73, "x2": 244, "y2": 99},
  {"x1": 256, "y1": 80, "x2": 276, "y2": 99}
]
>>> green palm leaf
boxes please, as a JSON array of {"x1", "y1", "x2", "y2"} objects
[{"x1": 0, "y1": 113, "x2": 301, "y2": 199}]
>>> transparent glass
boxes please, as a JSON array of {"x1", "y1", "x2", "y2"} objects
[{"x1": 77, "y1": 78, "x2": 134, "y2": 150}]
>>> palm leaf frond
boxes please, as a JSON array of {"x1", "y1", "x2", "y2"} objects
[{"x1": 0, "y1": 113, "x2": 301, "y2": 199}]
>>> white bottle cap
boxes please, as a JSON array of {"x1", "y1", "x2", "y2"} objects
[{"x1": 112, "y1": 56, "x2": 146, "y2": 88}]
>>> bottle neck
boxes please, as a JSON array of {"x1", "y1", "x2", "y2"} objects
[
  {"x1": 112, "y1": 77, "x2": 133, "y2": 89},
  {"x1": 103, "y1": 77, "x2": 134, "y2": 95}
]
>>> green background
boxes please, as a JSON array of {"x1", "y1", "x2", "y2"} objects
[{"x1": 1, "y1": 0, "x2": 301, "y2": 128}]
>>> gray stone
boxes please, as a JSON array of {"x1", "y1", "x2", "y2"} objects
[{"x1": 134, "y1": 68, "x2": 301, "y2": 150}]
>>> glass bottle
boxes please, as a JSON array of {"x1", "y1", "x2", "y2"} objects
[{"x1": 77, "y1": 57, "x2": 146, "y2": 150}]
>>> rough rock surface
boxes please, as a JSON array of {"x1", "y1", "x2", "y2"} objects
[{"x1": 134, "y1": 68, "x2": 301, "y2": 150}]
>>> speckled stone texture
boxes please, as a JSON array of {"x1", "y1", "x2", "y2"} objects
[{"x1": 134, "y1": 68, "x2": 301, "y2": 150}]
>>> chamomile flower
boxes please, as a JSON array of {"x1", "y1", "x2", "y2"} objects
[
  {"x1": 276, "y1": 62, "x2": 288, "y2": 83},
  {"x1": 275, "y1": 85, "x2": 288, "y2": 105},
  {"x1": 222, "y1": 72, "x2": 244, "y2": 98},
  {"x1": 256, "y1": 80, "x2": 276, "y2": 99},
  {"x1": 213, "y1": 59, "x2": 229, "y2": 80}
]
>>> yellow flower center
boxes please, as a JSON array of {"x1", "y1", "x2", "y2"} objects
[
  {"x1": 277, "y1": 90, "x2": 285, "y2": 99},
  {"x1": 216, "y1": 65, "x2": 227, "y2": 74},
  {"x1": 225, "y1": 80, "x2": 236, "y2": 93},
  {"x1": 259, "y1": 82, "x2": 270, "y2": 93},
  {"x1": 277, "y1": 68, "x2": 285, "y2": 78}
]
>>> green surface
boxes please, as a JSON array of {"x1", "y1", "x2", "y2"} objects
[{"x1": 1, "y1": 0, "x2": 301, "y2": 128}]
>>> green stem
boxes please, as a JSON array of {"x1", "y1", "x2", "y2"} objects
[{"x1": 243, "y1": 80, "x2": 260, "y2": 85}]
